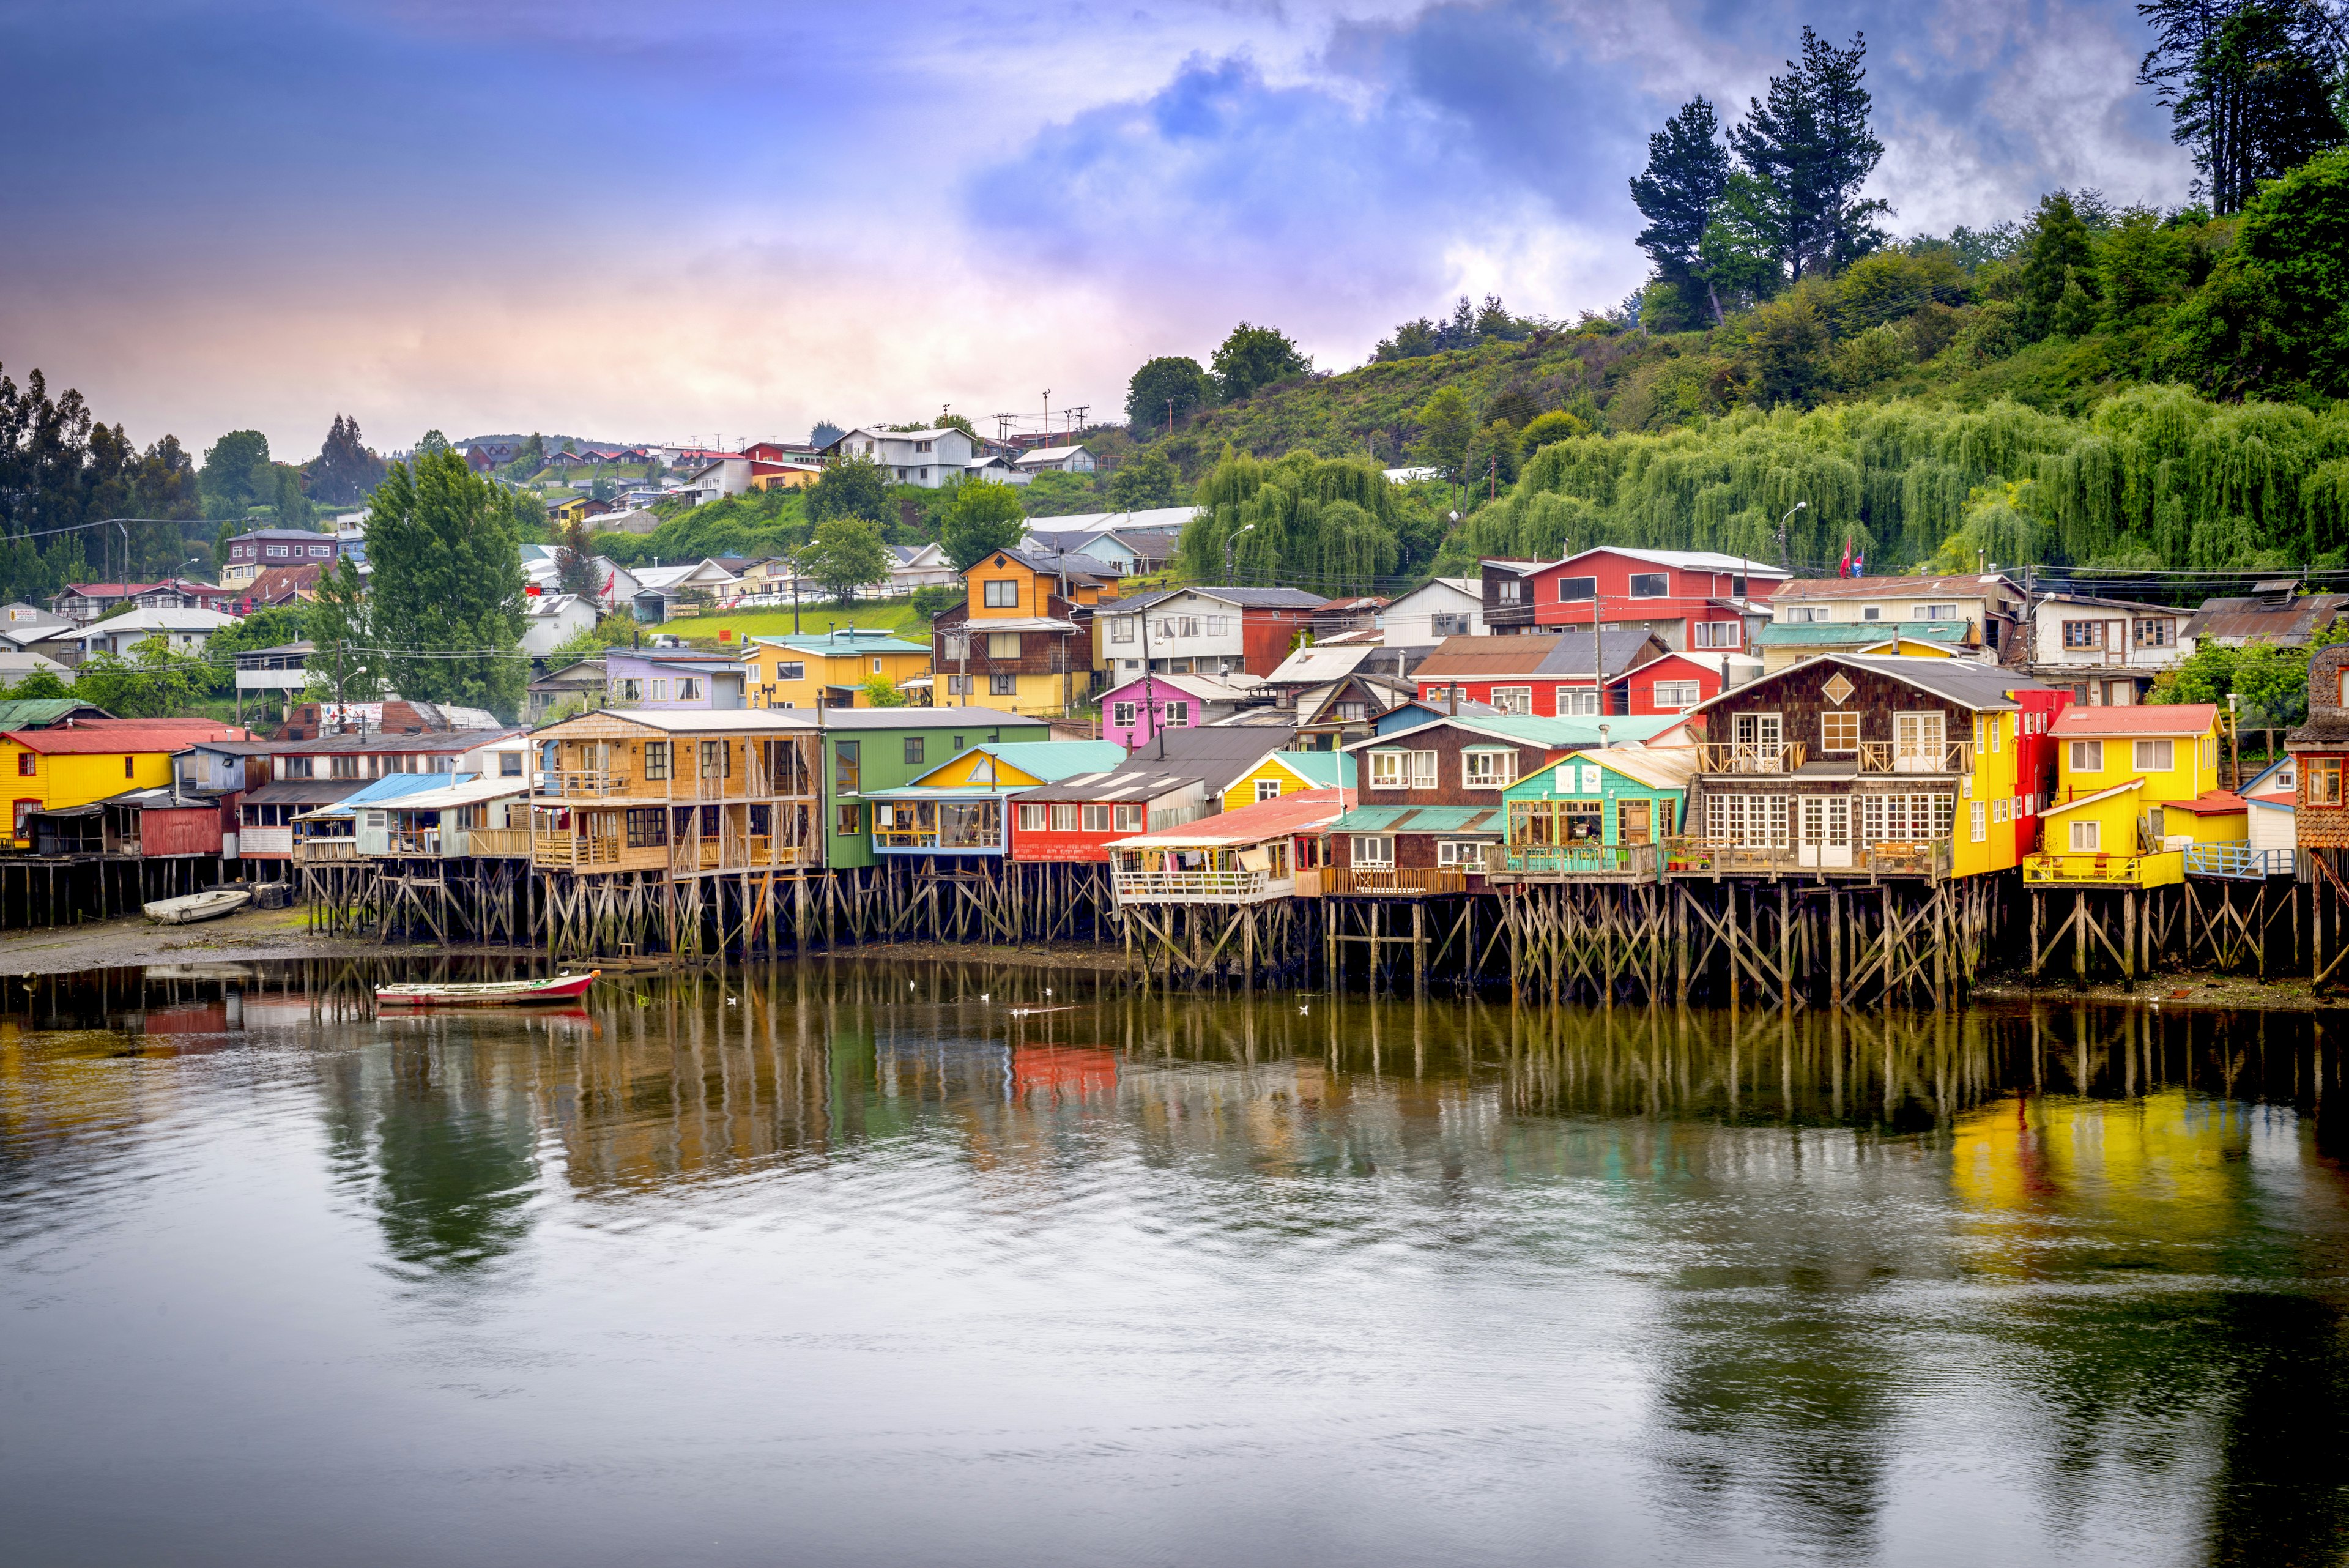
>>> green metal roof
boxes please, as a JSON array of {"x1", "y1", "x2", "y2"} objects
[
  {"x1": 1263, "y1": 750, "x2": 1357, "y2": 788},
  {"x1": 1329, "y1": 804, "x2": 1497, "y2": 833},
  {"x1": 755, "y1": 631, "x2": 931, "y2": 656},
  {"x1": 0, "y1": 699, "x2": 100, "y2": 729},
  {"x1": 1755, "y1": 620, "x2": 1968, "y2": 647},
  {"x1": 1433, "y1": 713, "x2": 1683, "y2": 747},
  {"x1": 978, "y1": 741, "x2": 1129, "y2": 781},
  {"x1": 1329, "y1": 806, "x2": 1409, "y2": 831}
]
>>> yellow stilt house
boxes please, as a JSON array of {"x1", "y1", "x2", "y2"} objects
[{"x1": 2024, "y1": 704, "x2": 2236, "y2": 885}]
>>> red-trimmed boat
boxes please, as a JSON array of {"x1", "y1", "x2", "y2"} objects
[{"x1": 376, "y1": 970, "x2": 599, "y2": 1009}]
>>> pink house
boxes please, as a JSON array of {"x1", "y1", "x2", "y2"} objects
[{"x1": 1099, "y1": 672, "x2": 1265, "y2": 748}]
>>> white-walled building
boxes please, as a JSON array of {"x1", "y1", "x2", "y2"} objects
[
  {"x1": 520, "y1": 593, "x2": 601, "y2": 655},
  {"x1": 1378, "y1": 578, "x2": 1485, "y2": 646},
  {"x1": 2025, "y1": 592, "x2": 2195, "y2": 706},
  {"x1": 75, "y1": 606, "x2": 237, "y2": 659},
  {"x1": 823, "y1": 426, "x2": 982, "y2": 488}
]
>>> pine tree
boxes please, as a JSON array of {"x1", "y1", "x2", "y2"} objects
[
  {"x1": 1729, "y1": 29, "x2": 1889, "y2": 280},
  {"x1": 305, "y1": 414, "x2": 387, "y2": 506},
  {"x1": 1631, "y1": 97, "x2": 1734, "y2": 321},
  {"x1": 2140, "y1": 0, "x2": 2348, "y2": 214}
]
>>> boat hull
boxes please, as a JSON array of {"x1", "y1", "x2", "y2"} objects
[
  {"x1": 143, "y1": 890, "x2": 253, "y2": 925},
  {"x1": 376, "y1": 970, "x2": 598, "y2": 1008}
]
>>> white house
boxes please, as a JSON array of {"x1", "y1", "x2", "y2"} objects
[
  {"x1": 887, "y1": 543, "x2": 960, "y2": 594},
  {"x1": 1378, "y1": 578, "x2": 1485, "y2": 645},
  {"x1": 631, "y1": 559, "x2": 741, "y2": 598},
  {"x1": 963, "y1": 454, "x2": 1029, "y2": 486},
  {"x1": 521, "y1": 593, "x2": 601, "y2": 655},
  {"x1": 75, "y1": 606, "x2": 237, "y2": 660},
  {"x1": 824, "y1": 426, "x2": 981, "y2": 488},
  {"x1": 2027, "y1": 592, "x2": 2195, "y2": 707},
  {"x1": 1012, "y1": 444, "x2": 1095, "y2": 475}
]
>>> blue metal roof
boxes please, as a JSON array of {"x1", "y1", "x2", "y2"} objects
[{"x1": 306, "y1": 771, "x2": 477, "y2": 817}]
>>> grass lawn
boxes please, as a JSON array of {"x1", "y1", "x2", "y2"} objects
[{"x1": 666, "y1": 596, "x2": 933, "y2": 647}]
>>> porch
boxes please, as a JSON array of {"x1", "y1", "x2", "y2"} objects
[
  {"x1": 1666, "y1": 837, "x2": 1954, "y2": 879},
  {"x1": 1297, "y1": 867, "x2": 1472, "y2": 897}
]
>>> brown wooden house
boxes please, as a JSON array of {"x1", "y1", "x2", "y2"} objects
[
  {"x1": 530, "y1": 708, "x2": 823, "y2": 875},
  {"x1": 2286, "y1": 644, "x2": 2349, "y2": 850}
]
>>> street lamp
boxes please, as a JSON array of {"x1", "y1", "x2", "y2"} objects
[
  {"x1": 1225, "y1": 522, "x2": 1256, "y2": 583},
  {"x1": 1778, "y1": 500, "x2": 1807, "y2": 572}
]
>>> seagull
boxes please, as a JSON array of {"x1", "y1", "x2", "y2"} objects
[
  {"x1": 726, "y1": 997, "x2": 738, "y2": 1006},
  {"x1": 979, "y1": 992, "x2": 990, "y2": 1002},
  {"x1": 1299, "y1": 1005, "x2": 1310, "y2": 1015}
]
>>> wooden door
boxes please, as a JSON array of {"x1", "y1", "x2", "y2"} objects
[{"x1": 1618, "y1": 799, "x2": 1651, "y2": 845}]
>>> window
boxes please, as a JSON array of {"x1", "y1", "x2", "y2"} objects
[
  {"x1": 1820, "y1": 712, "x2": 1860, "y2": 751},
  {"x1": 1652, "y1": 680, "x2": 1701, "y2": 710},
  {"x1": 1556, "y1": 576, "x2": 1597, "y2": 602},
  {"x1": 625, "y1": 808, "x2": 667, "y2": 847},
  {"x1": 1112, "y1": 701, "x2": 1138, "y2": 729},
  {"x1": 616, "y1": 678, "x2": 643, "y2": 703},
  {"x1": 989, "y1": 673, "x2": 1017, "y2": 696},
  {"x1": 284, "y1": 756, "x2": 313, "y2": 779},
  {"x1": 1369, "y1": 750, "x2": 1437, "y2": 789},
  {"x1": 1337, "y1": 701, "x2": 1367, "y2": 721},
  {"x1": 1861, "y1": 606, "x2": 1881, "y2": 622},
  {"x1": 946, "y1": 674, "x2": 971, "y2": 696},
  {"x1": 984, "y1": 579, "x2": 1017, "y2": 608},
  {"x1": 2309, "y1": 757, "x2": 2344, "y2": 806},
  {"x1": 1463, "y1": 750, "x2": 1518, "y2": 788},
  {"x1": 987, "y1": 633, "x2": 1022, "y2": 659},
  {"x1": 1492, "y1": 686, "x2": 1533, "y2": 715},
  {"x1": 1179, "y1": 617, "x2": 1200, "y2": 637},
  {"x1": 265, "y1": 544, "x2": 288, "y2": 559},
  {"x1": 1970, "y1": 803, "x2": 1987, "y2": 842},
  {"x1": 1497, "y1": 580, "x2": 1521, "y2": 604},
  {"x1": 310, "y1": 544, "x2": 330, "y2": 557},
  {"x1": 835, "y1": 740, "x2": 859, "y2": 793},
  {"x1": 650, "y1": 680, "x2": 671, "y2": 702},
  {"x1": 1919, "y1": 604, "x2": 1959, "y2": 620},
  {"x1": 1353, "y1": 835, "x2": 1393, "y2": 865},
  {"x1": 904, "y1": 737, "x2": 925, "y2": 766},
  {"x1": 499, "y1": 752, "x2": 524, "y2": 778},
  {"x1": 2063, "y1": 620, "x2": 2099, "y2": 649},
  {"x1": 836, "y1": 803, "x2": 864, "y2": 837},
  {"x1": 1020, "y1": 804, "x2": 1050, "y2": 831},
  {"x1": 1051, "y1": 803, "x2": 1080, "y2": 830},
  {"x1": 1079, "y1": 804, "x2": 1117, "y2": 831},
  {"x1": 2070, "y1": 819, "x2": 2101, "y2": 852},
  {"x1": 1256, "y1": 778, "x2": 1282, "y2": 803},
  {"x1": 332, "y1": 756, "x2": 358, "y2": 779},
  {"x1": 2069, "y1": 740, "x2": 2102, "y2": 773},
  {"x1": 1628, "y1": 573, "x2": 1668, "y2": 598},
  {"x1": 1206, "y1": 615, "x2": 1227, "y2": 636},
  {"x1": 1704, "y1": 794, "x2": 1791, "y2": 845},
  {"x1": 1992, "y1": 798, "x2": 2009, "y2": 823},
  {"x1": 644, "y1": 741, "x2": 671, "y2": 781},
  {"x1": 1115, "y1": 803, "x2": 1143, "y2": 831},
  {"x1": 124, "y1": 756, "x2": 133, "y2": 778},
  {"x1": 699, "y1": 740, "x2": 730, "y2": 778},
  {"x1": 677, "y1": 678, "x2": 703, "y2": 702},
  {"x1": 777, "y1": 661, "x2": 805, "y2": 682},
  {"x1": 1164, "y1": 701, "x2": 1191, "y2": 727},
  {"x1": 1556, "y1": 688, "x2": 1601, "y2": 715},
  {"x1": 1112, "y1": 617, "x2": 1135, "y2": 644},
  {"x1": 13, "y1": 753, "x2": 29, "y2": 777},
  {"x1": 2134, "y1": 619, "x2": 2173, "y2": 648},
  {"x1": 2134, "y1": 738, "x2": 2174, "y2": 771},
  {"x1": 1859, "y1": 793, "x2": 1954, "y2": 842},
  {"x1": 1781, "y1": 606, "x2": 1830, "y2": 623},
  {"x1": 1692, "y1": 620, "x2": 1740, "y2": 648},
  {"x1": 1436, "y1": 840, "x2": 1488, "y2": 868},
  {"x1": 1430, "y1": 613, "x2": 1470, "y2": 637}
]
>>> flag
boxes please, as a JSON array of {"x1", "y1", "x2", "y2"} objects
[
  {"x1": 1853, "y1": 545, "x2": 1865, "y2": 577},
  {"x1": 1839, "y1": 535, "x2": 1852, "y2": 578}
]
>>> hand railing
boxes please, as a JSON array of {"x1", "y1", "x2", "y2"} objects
[
  {"x1": 2184, "y1": 842, "x2": 2295, "y2": 879},
  {"x1": 1695, "y1": 741, "x2": 1807, "y2": 775},
  {"x1": 1315, "y1": 867, "x2": 1471, "y2": 895},
  {"x1": 1503, "y1": 842, "x2": 1660, "y2": 877},
  {"x1": 467, "y1": 827, "x2": 532, "y2": 858},
  {"x1": 1112, "y1": 868, "x2": 1272, "y2": 902},
  {"x1": 1860, "y1": 741, "x2": 1973, "y2": 775},
  {"x1": 540, "y1": 771, "x2": 636, "y2": 798}
]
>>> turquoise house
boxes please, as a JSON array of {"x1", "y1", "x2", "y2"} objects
[{"x1": 1500, "y1": 746, "x2": 1696, "y2": 874}]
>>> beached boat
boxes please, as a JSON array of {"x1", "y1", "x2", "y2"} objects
[
  {"x1": 143, "y1": 888, "x2": 252, "y2": 925},
  {"x1": 376, "y1": 970, "x2": 599, "y2": 1008}
]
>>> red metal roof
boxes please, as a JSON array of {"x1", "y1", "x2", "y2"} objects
[
  {"x1": 1108, "y1": 787, "x2": 1352, "y2": 847},
  {"x1": 2159, "y1": 789, "x2": 2248, "y2": 815},
  {"x1": 2049, "y1": 704, "x2": 2219, "y2": 737},
  {"x1": 6, "y1": 718, "x2": 248, "y2": 754}
]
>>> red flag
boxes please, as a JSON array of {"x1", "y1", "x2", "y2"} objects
[{"x1": 1839, "y1": 535, "x2": 1852, "y2": 578}]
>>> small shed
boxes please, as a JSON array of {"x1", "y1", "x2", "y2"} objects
[{"x1": 1501, "y1": 747, "x2": 1696, "y2": 874}]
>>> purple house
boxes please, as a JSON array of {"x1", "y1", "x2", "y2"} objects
[
  {"x1": 1099, "y1": 672, "x2": 1264, "y2": 748},
  {"x1": 603, "y1": 648, "x2": 749, "y2": 710}
]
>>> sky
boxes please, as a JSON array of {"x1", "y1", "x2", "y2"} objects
[{"x1": 0, "y1": 0, "x2": 2191, "y2": 464}]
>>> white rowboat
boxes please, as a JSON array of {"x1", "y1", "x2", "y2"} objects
[{"x1": 143, "y1": 889, "x2": 253, "y2": 925}]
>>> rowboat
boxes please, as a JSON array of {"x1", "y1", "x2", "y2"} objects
[
  {"x1": 376, "y1": 970, "x2": 599, "y2": 1008},
  {"x1": 143, "y1": 888, "x2": 253, "y2": 925}
]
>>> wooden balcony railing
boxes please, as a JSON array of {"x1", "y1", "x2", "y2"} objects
[
  {"x1": 1663, "y1": 837, "x2": 1954, "y2": 877},
  {"x1": 532, "y1": 832, "x2": 623, "y2": 868},
  {"x1": 1858, "y1": 741, "x2": 1973, "y2": 775},
  {"x1": 467, "y1": 827, "x2": 532, "y2": 858},
  {"x1": 540, "y1": 771, "x2": 639, "y2": 799},
  {"x1": 670, "y1": 837, "x2": 808, "y2": 872},
  {"x1": 1312, "y1": 866, "x2": 1470, "y2": 896},
  {"x1": 1696, "y1": 742, "x2": 1808, "y2": 775},
  {"x1": 1113, "y1": 868, "x2": 1275, "y2": 904},
  {"x1": 1502, "y1": 843, "x2": 1662, "y2": 878},
  {"x1": 295, "y1": 838, "x2": 359, "y2": 863},
  {"x1": 2024, "y1": 850, "x2": 2184, "y2": 887}
]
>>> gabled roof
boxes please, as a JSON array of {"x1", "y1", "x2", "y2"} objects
[
  {"x1": 1413, "y1": 630, "x2": 1661, "y2": 682},
  {"x1": 1547, "y1": 746, "x2": 1700, "y2": 792},
  {"x1": 1756, "y1": 620, "x2": 1970, "y2": 648},
  {"x1": 2039, "y1": 779, "x2": 2144, "y2": 818},
  {"x1": 1546, "y1": 546, "x2": 1792, "y2": 578},
  {"x1": 2183, "y1": 594, "x2": 2349, "y2": 644},
  {"x1": 276, "y1": 726, "x2": 524, "y2": 755},
  {"x1": 754, "y1": 630, "x2": 931, "y2": 656},
  {"x1": 900, "y1": 740, "x2": 1128, "y2": 791},
  {"x1": 1685, "y1": 654, "x2": 2041, "y2": 718},
  {"x1": 2049, "y1": 703, "x2": 2219, "y2": 737},
  {"x1": 1349, "y1": 713, "x2": 1687, "y2": 751},
  {"x1": 1123, "y1": 724, "x2": 1300, "y2": 789},
  {"x1": 0, "y1": 699, "x2": 112, "y2": 729},
  {"x1": 1266, "y1": 644, "x2": 1379, "y2": 684},
  {"x1": 1328, "y1": 804, "x2": 1502, "y2": 834},
  {"x1": 1115, "y1": 585, "x2": 1326, "y2": 613},
  {"x1": 982, "y1": 546, "x2": 1111, "y2": 584},
  {"x1": 6, "y1": 718, "x2": 248, "y2": 754},
  {"x1": 298, "y1": 771, "x2": 479, "y2": 818},
  {"x1": 2035, "y1": 592, "x2": 2186, "y2": 615},
  {"x1": 1105, "y1": 787, "x2": 1353, "y2": 849},
  {"x1": 1099, "y1": 672, "x2": 1261, "y2": 704},
  {"x1": 1247, "y1": 749, "x2": 1356, "y2": 790},
  {"x1": 75, "y1": 606, "x2": 238, "y2": 634},
  {"x1": 1012, "y1": 767, "x2": 1209, "y2": 804}
]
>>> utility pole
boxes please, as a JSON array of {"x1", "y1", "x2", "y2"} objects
[{"x1": 1167, "y1": 399, "x2": 1176, "y2": 438}]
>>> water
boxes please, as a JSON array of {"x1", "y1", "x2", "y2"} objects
[{"x1": 4, "y1": 960, "x2": 2348, "y2": 1567}]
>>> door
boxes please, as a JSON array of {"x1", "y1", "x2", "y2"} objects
[
  {"x1": 1733, "y1": 712, "x2": 1783, "y2": 769},
  {"x1": 1893, "y1": 712, "x2": 1945, "y2": 773},
  {"x1": 1619, "y1": 799, "x2": 1652, "y2": 845},
  {"x1": 1798, "y1": 795, "x2": 1852, "y2": 868}
]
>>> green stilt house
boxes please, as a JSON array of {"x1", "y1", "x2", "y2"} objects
[{"x1": 1500, "y1": 746, "x2": 1695, "y2": 878}]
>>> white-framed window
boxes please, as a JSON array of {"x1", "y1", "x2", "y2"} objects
[
  {"x1": 265, "y1": 544, "x2": 288, "y2": 559},
  {"x1": 1861, "y1": 606, "x2": 1881, "y2": 622},
  {"x1": 650, "y1": 679, "x2": 670, "y2": 701},
  {"x1": 1859, "y1": 793, "x2": 1955, "y2": 842},
  {"x1": 1256, "y1": 778, "x2": 1282, "y2": 803},
  {"x1": 1018, "y1": 803, "x2": 1047, "y2": 830},
  {"x1": 1112, "y1": 701, "x2": 1138, "y2": 728},
  {"x1": 1919, "y1": 604, "x2": 1959, "y2": 620},
  {"x1": 1353, "y1": 835, "x2": 1393, "y2": 865},
  {"x1": 1179, "y1": 617, "x2": 1199, "y2": 637},
  {"x1": 1652, "y1": 679, "x2": 1701, "y2": 710},
  {"x1": 1820, "y1": 711, "x2": 1860, "y2": 751},
  {"x1": 1992, "y1": 798, "x2": 2009, "y2": 823},
  {"x1": 1704, "y1": 793, "x2": 1791, "y2": 845},
  {"x1": 1463, "y1": 749, "x2": 1518, "y2": 789},
  {"x1": 2070, "y1": 819, "x2": 2101, "y2": 852},
  {"x1": 1112, "y1": 617, "x2": 1134, "y2": 644},
  {"x1": 777, "y1": 661, "x2": 806, "y2": 682},
  {"x1": 1970, "y1": 803, "x2": 1986, "y2": 842},
  {"x1": 1051, "y1": 803, "x2": 1080, "y2": 831},
  {"x1": 1556, "y1": 687, "x2": 1601, "y2": 715},
  {"x1": 1781, "y1": 605, "x2": 1831, "y2": 623},
  {"x1": 677, "y1": 678, "x2": 703, "y2": 702},
  {"x1": 983, "y1": 579, "x2": 1018, "y2": 608},
  {"x1": 2069, "y1": 740, "x2": 2103, "y2": 773},
  {"x1": 1628, "y1": 573, "x2": 1668, "y2": 598},
  {"x1": 2134, "y1": 738, "x2": 2175, "y2": 771},
  {"x1": 1206, "y1": 615, "x2": 1227, "y2": 636},
  {"x1": 615, "y1": 678, "x2": 643, "y2": 703},
  {"x1": 1692, "y1": 620, "x2": 1740, "y2": 648},
  {"x1": 1368, "y1": 750, "x2": 1437, "y2": 790},
  {"x1": 1492, "y1": 686, "x2": 1533, "y2": 715},
  {"x1": 1436, "y1": 839, "x2": 1489, "y2": 868},
  {"x1": 946, "y1": 674, "x2": 971, "y2": 695},
  {"x1": 1991, "y1": 714, "x2": 2002, "y2": 752},
  {"x1": 1164, "y1": 701, "x2": 1191, "y2": 727}
]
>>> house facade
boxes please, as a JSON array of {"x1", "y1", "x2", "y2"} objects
[
  {"x1": 1009, "y1": 767, "x2": 1206, "y2": 863},
  {"x1": 932, "y1": 549, "x2": 1108, "y2": 717},
  {"x1": 1677, "y1": 656, "x2": 2052, "y2": 880},
  {"x1": 74, "y1": 606, "x2": 237, "y2": 659},
  {"x1": 823, "y1": 426, "x2": 982, "y2": 488},
  {"x1": 1617, "y1": 650, "x2": 1759, "y2": 715},
  {"x1": 2, "y1": 718, "x2": 251, "y2": 845},
  {"x1": 1377, "y1": 578, "x2": 1484, "y2": 646},
  {"x1": 604, "y1": 649, "x2": 749, "y2": 710},
  {"x1": 817, "y1": 709, "x2": 1053, "y2": 868},
  {"x1": 744, "y1": 629, "x2": 932, "y2": 711},
  {"x1": 520, "y1": 593, "x2": 600, "y2": 655},
  {"x1": 1099, "y1": 673, "x2": 1263, "y2": 748},
  {"x1": 1221, "y1": 749, "x2": 1354, "y2": 814},
  {"x1": 2288, "y1": 645, "x2": 2349, "y2": 854},
  {"x1": 1763, "y1": 574, "x2": 2027, "y2": 671},
  {"x1": 2025, "y1": 593, "x2": 2194, "y2": 707},
  {"x1": 1098, "y1": 587, "x2": 1324, "y2": 682},
  {"x1": 866, "y1": 741, "x2": 1126, "y2": 858},
  {"x1": 1107, "y1": 789, "x2": 1351, "y2": 907},
  {"x1": 1498, "y1": 548, "x2": 1787, "y2": 652},
  {"x1": 2028, "y1": 704, "x2": 2233, "y2": 885},
  {"x1": 1413, "y1": 630, "x2": 1671, "y2": 716},
  {"x1": 1500, "y1": 747, "x2": 1697, "y2": 876},
  {"x1": 220, "y1": 528, "x2": 351, "y2": 589},
  {"x1": 530, "y1": 709, "x2": 823, "y2": 877}
]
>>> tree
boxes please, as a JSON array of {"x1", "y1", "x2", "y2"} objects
[
  {"x1": 0, "y1": 669, "x2": 69, "y2": 700},
  {"x1": 809, "y1": 419, "x2": 844, "y2": 448},
  {"x1": 2017, "y1": 191, "x2": 2099, "y2": 340},
  {"x1": 503, "y1": 433, "x2": 546, "y2": 479},
  {"x1": 553, "y1": 515, "x2": 600, "y2": 598},
  {"x1": 1126, "y1": 355, "x2": 1215, "y2": 436},
  {"x1": 272, "y1": 464, "x2": 314, "y2": 529},
  {"x1": 1631, "y1": 96, "x2": 1735, "y2": 324},
  {"x1": 198, "y1": 430, "x2": 272, "y2": 519},
  {"x1": 364, "y1": 450, "x2": 527, "y2": 715},
  {"x1": 305, "y1": 414, "x2": 387, "y2": 506},
  {"x1": 1746, "y1": 289, "x2": 1833, "y2": 407},
  {"x1": 1699, "y1": 173, "x2": 1790, "y2": 308},
  {"x1": 73, "y1": 635, "x2": 216, "y2": 717},
  {"x1": 204, "y1": 604, "x2": 308, "y2": 670},
  {"x1": 801, "y1": 516, "x2": 889, "y2": 604},
  {"x1": 941, "y1": 479, "x2": 1028, "y2": 569},
  {"x1": 1108, "y1": 447, "x2": 1181, "y2": 510},
  {"x1": 2141, "y1": 0, "x2": 2347, "y2": 215},
  {"x1": 861, "y1": 672, "x2": 910, "y2": 708},
  {"x1": 1408, "y1": 387, "x2": 1477, "y2": 480},
  {"x1": 1729, "y1": 28, "x2": 1890, "y2": 280},
  {"x1": 415, "y1": 429, "x2": 451, "y2": 456},
  {"x1": 2166, "y1": 147, "x2": 2349, "y2": 398},
  {"x1": 1464, "y1": 421, "x2": 1523, "y2": 498},
  {"x1": 1211, "y1": 322, "x2": 1312, "y2": 399},
  {"x1": 805, "y1": 454, "x2": 889, "y2": 525}
]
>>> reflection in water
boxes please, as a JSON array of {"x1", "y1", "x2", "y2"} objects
[{"x1": 1, "y1": 958, "x2": 2347, "y2": 1566}]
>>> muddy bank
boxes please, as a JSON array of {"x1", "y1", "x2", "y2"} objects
[
  {"x1": 1973, "y1": 970, "x2": 2349, "y2": 1010},
  {"x1": 0, "y1": 907, "x2": 453, "y2": 975}
]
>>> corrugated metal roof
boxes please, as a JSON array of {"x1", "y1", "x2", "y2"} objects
[
  {"x1": 7, "y1": 718, "x2": 248, "y2": 754},
  {"x1": 2050, "y1": 704, "x2": 2219, "y2": 737},
  {"x1": 1776, "y1": 574, "x2": 2021, "y2": 601},
  {"x1": 1756, "y1": 620, "x2": 1969, "y2": 647},
  {"x1": 303, "y1": 771, "x2": 480, "y2": 818},
  {"x1": 2182, "y1": 594, "x2": 2349, "y2": 645},
  {"x1": 1105, "y1": 787, "x2": 1352, "y2": 848},
  {"x1": 1414, "y1": 629, "x2": 1660, "y2": 680}
]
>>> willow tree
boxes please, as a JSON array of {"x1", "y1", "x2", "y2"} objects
[{"x1": 1178, "y1": 450, "x2": 1401, "y2": 595}]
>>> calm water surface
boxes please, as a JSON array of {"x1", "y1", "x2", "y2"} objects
[{"x1": 5, "y1": 959, "x2": 2349, "y2": 1567}]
